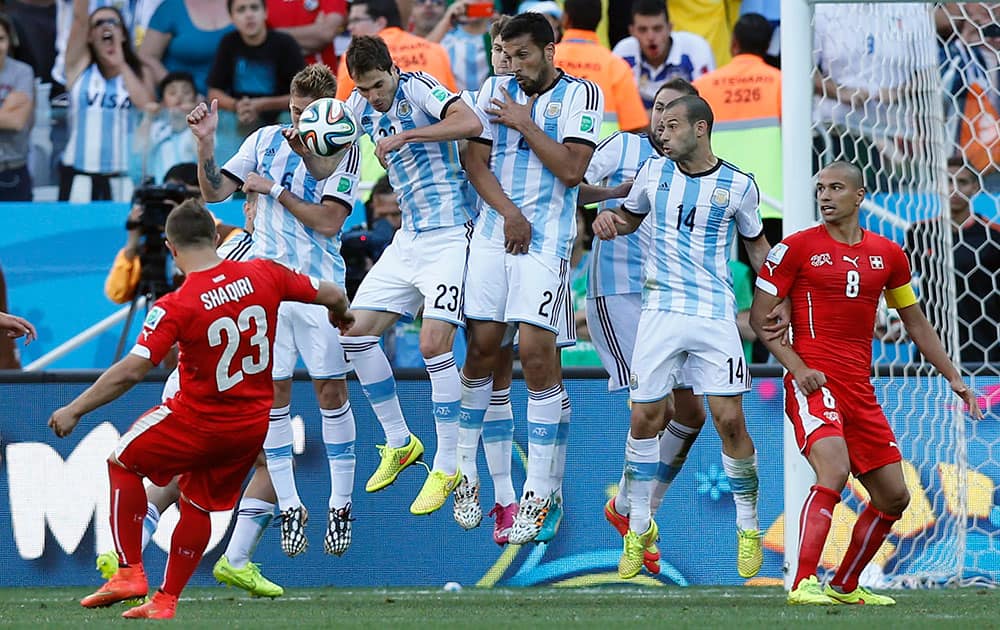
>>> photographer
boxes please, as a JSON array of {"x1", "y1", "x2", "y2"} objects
[
  {"x1": 340, "y1": 175, "x2": 400, "y2": 299},
  {"x1": 104, "y1": 162, "x2": 244, "y2": 304}
]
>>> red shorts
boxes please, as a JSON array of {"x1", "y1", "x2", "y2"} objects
[
  {"x1": 784, "y1": 373, "x2": 901, "y2": 476},
  {"x1": 114, "y1": 404, "x2": 267, "y2": 511}
]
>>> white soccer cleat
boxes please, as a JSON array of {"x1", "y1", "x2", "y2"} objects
[
  {"x1": 279, "y1": 506, "x2": 308, "y2": 557},
  {"x1": 324, "y1": 503, "x2": 354, "y2": 557},
  {"x1": 453, "y1": 476, "x2": 482, "y2": 530},
  {"x1": 506, "y1": 491, "x2": 550, "y2": 545}
]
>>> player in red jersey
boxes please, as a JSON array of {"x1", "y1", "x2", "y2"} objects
[
  {"x1": 48, "y1": 200, "x2": 353, "y2": 620},
  {"x1": 751, "y1": 161, "x2": 983, "y2": 607}
]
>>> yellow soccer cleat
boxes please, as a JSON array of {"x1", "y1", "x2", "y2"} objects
[
  {"x1": 618, "y1": 520, "x2": 658, "y2": 579},
  {"x1": 787, "y1": 576, "x2": 837, "y2": 605},
  {"x1": 213, "y1": 555, "x2": 284, "y2": 598},
  {"x1": 96, "y1": 550, "x2": 119, "y2": 580},
  {"x1": 410, "y1": 469, "x2": 462, "y2": 515},
  {"x1": 824, "y1": 584, "x2": 896, "y2": 606},
  {"x1": 366, "y1": 435, "x2": 425, "y2": 492},
  {"x1": 737, "y1": 528, "x2": 763, "y2": 578}
]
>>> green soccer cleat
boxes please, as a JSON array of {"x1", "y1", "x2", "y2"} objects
[
  {"x1": 96, "y1": 550, "x2": 119, "y2": 580},
  {"x1": 618, "y1": 520, "x2": 658, "y2": 580},
  {"x1": 366, "y1": 435, "x2": 425, "y2": 492},
  {"x1": 824, "y1": 584, "x2": 896, "y2": 606},
  {"x1": 213, "y1": 555, "x2": 284, "y2": 598},
  {"x1": 787, "y1": 576, "x2": 837, "y2": 605},
  {"x1": 410, "y1": 469, "x2": 462, "y2": 515},
  {"x1": 737, "y1": 528, "x2": 763, "y2": 578}
]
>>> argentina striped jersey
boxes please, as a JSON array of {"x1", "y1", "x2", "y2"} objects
[
  {"x1": 62, "y1": 64, "x2": 135, "y2": 173},
  {"x1": 346, "y1": 72, "x2": 471, "y2": 233},
  {"x1": 474, "y1": 72, "x2": 604, "y2": 260},
  {"x1": 221, "y1": 125, "x2": 360, "y2": 283},
  {"x1": 623, "y1": 157, "x2": 763, "y2": 320},
  {"x1": 584, "y1": 131, "x2": 659, "y2": 297},
  {"x1": 442, "y1": 28, "x2": 490, "y2": 93}
]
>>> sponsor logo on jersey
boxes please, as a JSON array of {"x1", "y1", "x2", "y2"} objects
[
  {"x1": 710, "y1": 187, "x2": 730, "y2": 207},
  {"x1": 810, "y1": 253, "x2": 832, "y2": 267},
  {"x1": 870, "y1": 255, "x2": 884, "y2": 269},
  {"x1": 143, "y1": 306, "x2": 166, "y2": 330},
  {"x1": 544, "y1": 102, "x2": 562, "y2": 118},
  {"x1": 396, "y1": 100, "x2": 412, "y2": 118},
  {"x1": 337, "y1": 177, "x2": 351, "y2": 193},
  {"x1": 580, "y1": 114, "x2": 595, "y2": 133},
  {"x1": 657, "y1": 180, "x2": 671, "y2": 191},
  {"x1": 431, "y1": 87, "x2": 450, "y2": 102},
  {"x1": 766, "y1": 242, "x2": 788, "y2": 265},
  {"x1": 843, "y1": 255, "x2": 860, "y2": 268},
  {"x1": 823, "y1": 410, "x2": 841, "y2": 423}
]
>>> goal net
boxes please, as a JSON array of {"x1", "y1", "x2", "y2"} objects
[{"x1": 784, "y1": 0, "x2": 1000, "y2": 588}]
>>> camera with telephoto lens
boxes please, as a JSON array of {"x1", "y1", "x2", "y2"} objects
[{"x1": 125, "y1": 181, "x2": 196, "y2": 299}]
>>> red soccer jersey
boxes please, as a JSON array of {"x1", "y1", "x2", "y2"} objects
[
  {"x1": 133, "y1": 259, "x2": 319, "y2": 422},
  {"x1": 266, "y1": 0, "x2": 347, "y2": 68},
  {"x1": 756, "y1": 225, "x2": 916, "y2": 381}
]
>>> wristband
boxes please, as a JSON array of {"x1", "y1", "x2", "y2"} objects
[{"x1": 268, "y1": 182, "x2": 284, "y2": 200}]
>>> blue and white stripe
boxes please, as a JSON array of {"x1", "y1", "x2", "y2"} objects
[
  {"x1": 442, "y1": 27, "x2": 490, "y2": 93},
  {"x1": 347, "y1": 72, "x2": 471, "y2": 233},
  {"x1": 625, "y1": 157, "x2": 762, "y2": 320},
  {"x1": 475, "y1": 73, "x2": 604, "y2": 260},
  {"x1": 584, "y1": 131, "x2": 658, "y2": 298},
  {"x1": 62, "y1": 64, "x2": 134, "y2": 173},
  {"x1": 221, "y1": 124, "x2": 360, "y2": 283}
]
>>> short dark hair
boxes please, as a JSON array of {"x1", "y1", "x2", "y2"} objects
[
  {"x1": 226, "y1": 0, "x2": 264, "y2": 13},
  {"x1": 655, "y1": 77, "x2": 698, "y2": 101},
  {"x1": 163, "y1": 162, "x2": 198, "y2": 187},
  {"x1": 666, "y1": 94, "x2": 714, "y2": 134},
  {"x1": 564, "y1": 0, "x2": 602, "y2": 31},
  {"x1": 0, "y1": 13, "x2": 19, "y2": 48},
  {"x1": 165, "y1": 199, "x2": 217, "y2": 248},
  {"x1": 345, "y1": 35, "x2": 394, "y2": 78},
  {"x1": 631, "y1": 0, "x2": 668, "y2": 22},
  {"x1": 732, "y1": 13, "x2": 773, "y2": 58},
  {"x1": 822, "y1": 160, "x2": 865, "y2": 189},
  {"x1": 501, "y1": 12, "x2": 554, "y2": 49},
  {"x1": 158, "y1": 71, "x2": 196, "y2": 98},
  {"x1": 349, "y1": 0, "x2": 401, "y2": 29},
  {"x1": 947, "y1": 156, "x2": 971, "y2": 170},
  {"x1": 489, "y1": 14, "x2": 512, "y2": 40}
]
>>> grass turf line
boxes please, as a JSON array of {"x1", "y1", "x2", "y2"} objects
[{"x1": 0, "y1": 586, "x2": 995, "y2": 628}]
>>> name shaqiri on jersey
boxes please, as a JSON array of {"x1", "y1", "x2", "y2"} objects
[{"x1": 756, "y1": 225, "x2": 915, "y2": 380}]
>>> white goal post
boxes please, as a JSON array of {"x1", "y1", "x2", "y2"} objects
[{"x1": 780, "y1": 0, "x2": 1000, "y2": 590}]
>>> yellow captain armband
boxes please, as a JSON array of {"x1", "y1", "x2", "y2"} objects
[{"x1": 885, "y1": 283, "x2": 918, "y2": 309}]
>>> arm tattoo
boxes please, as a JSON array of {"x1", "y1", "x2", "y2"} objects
[{"x1": 203, "y1": 157, "x2": 223, "y2": 190}]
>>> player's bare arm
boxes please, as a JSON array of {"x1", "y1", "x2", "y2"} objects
[
  {"x1": 375, "y1": 98, "x2": 483, "y2": 164},
  {"x1": 486, "y1": 87, "x2": 594, "y2": 187},
  {"x1": 750, "y1": 287, "x2": 826, "y2": 394},
  {"x1": 48, "y1": 354, "x2": 155, "y2": 438},
  {"x1": 895, "y1": 303, "x2": 983, "y2": 419},
  {"x1": 241, "y1": 173, "x2": 349, "y2": 238},
  {"x1": 742, "y1": 232, "x2": 773, "y2": 275},
  {"x1": 577, "y1": 180, "x2": 633, "y2": 206},
  {"x1": 593, "y1": 207, "x2": 644, "y2": 239},
  {"x1": 462, "y1": 139, "x2": 532, "y2": 253},
  {"x1": 0, "y1": 311, "x2": 36, "y2": 342},
  {"x1": 188, "y1": 100, "x2": 239, "y2": 202}
]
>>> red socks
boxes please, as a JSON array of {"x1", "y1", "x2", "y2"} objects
[
  {"x1": 794, "y1": 484, "x2": 841, "y2": 586},
  {"x1": 161, "y1": 498, "x2": 211, "y2": 598},
  {"x1": 107, "y1": 461, "x2": 147, "y2": 568},
  {"x1": 831, "y1": 504, "x2": 900, "y2": 592}
]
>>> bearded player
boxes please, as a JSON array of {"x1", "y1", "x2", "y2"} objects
[{"x1": 751, "y1": 161, "x2": 982, "y2": 606}]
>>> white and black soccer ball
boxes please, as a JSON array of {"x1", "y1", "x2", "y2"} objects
[{"x1": 297, "y1": 97, "x2": 360, "y2": 156}]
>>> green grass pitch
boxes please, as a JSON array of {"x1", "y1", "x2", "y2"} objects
[{"x1": 0, "y1": 586, "x2": 994, "y2": 628}]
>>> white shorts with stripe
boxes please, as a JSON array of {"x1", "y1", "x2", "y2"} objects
[
  {"x1": 273, "y1": 301, "x2": 351, "y2": 380},
  {"x1": 586, "y1": 293, "x2": 641, "y2": 391},
  {"x1": 464, "y1": 229, "x2": 571, "y2": 335},
  {"x1": 351, "y1": 223, "x2": 472, "y2": 326},
  {"x1": 630, "y1": 310, "x2": 749, "y2": 403}
]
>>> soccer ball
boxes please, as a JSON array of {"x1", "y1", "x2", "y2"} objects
[{"x1": 297, "y1": 97, "x2": 359, "y2": 156}]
